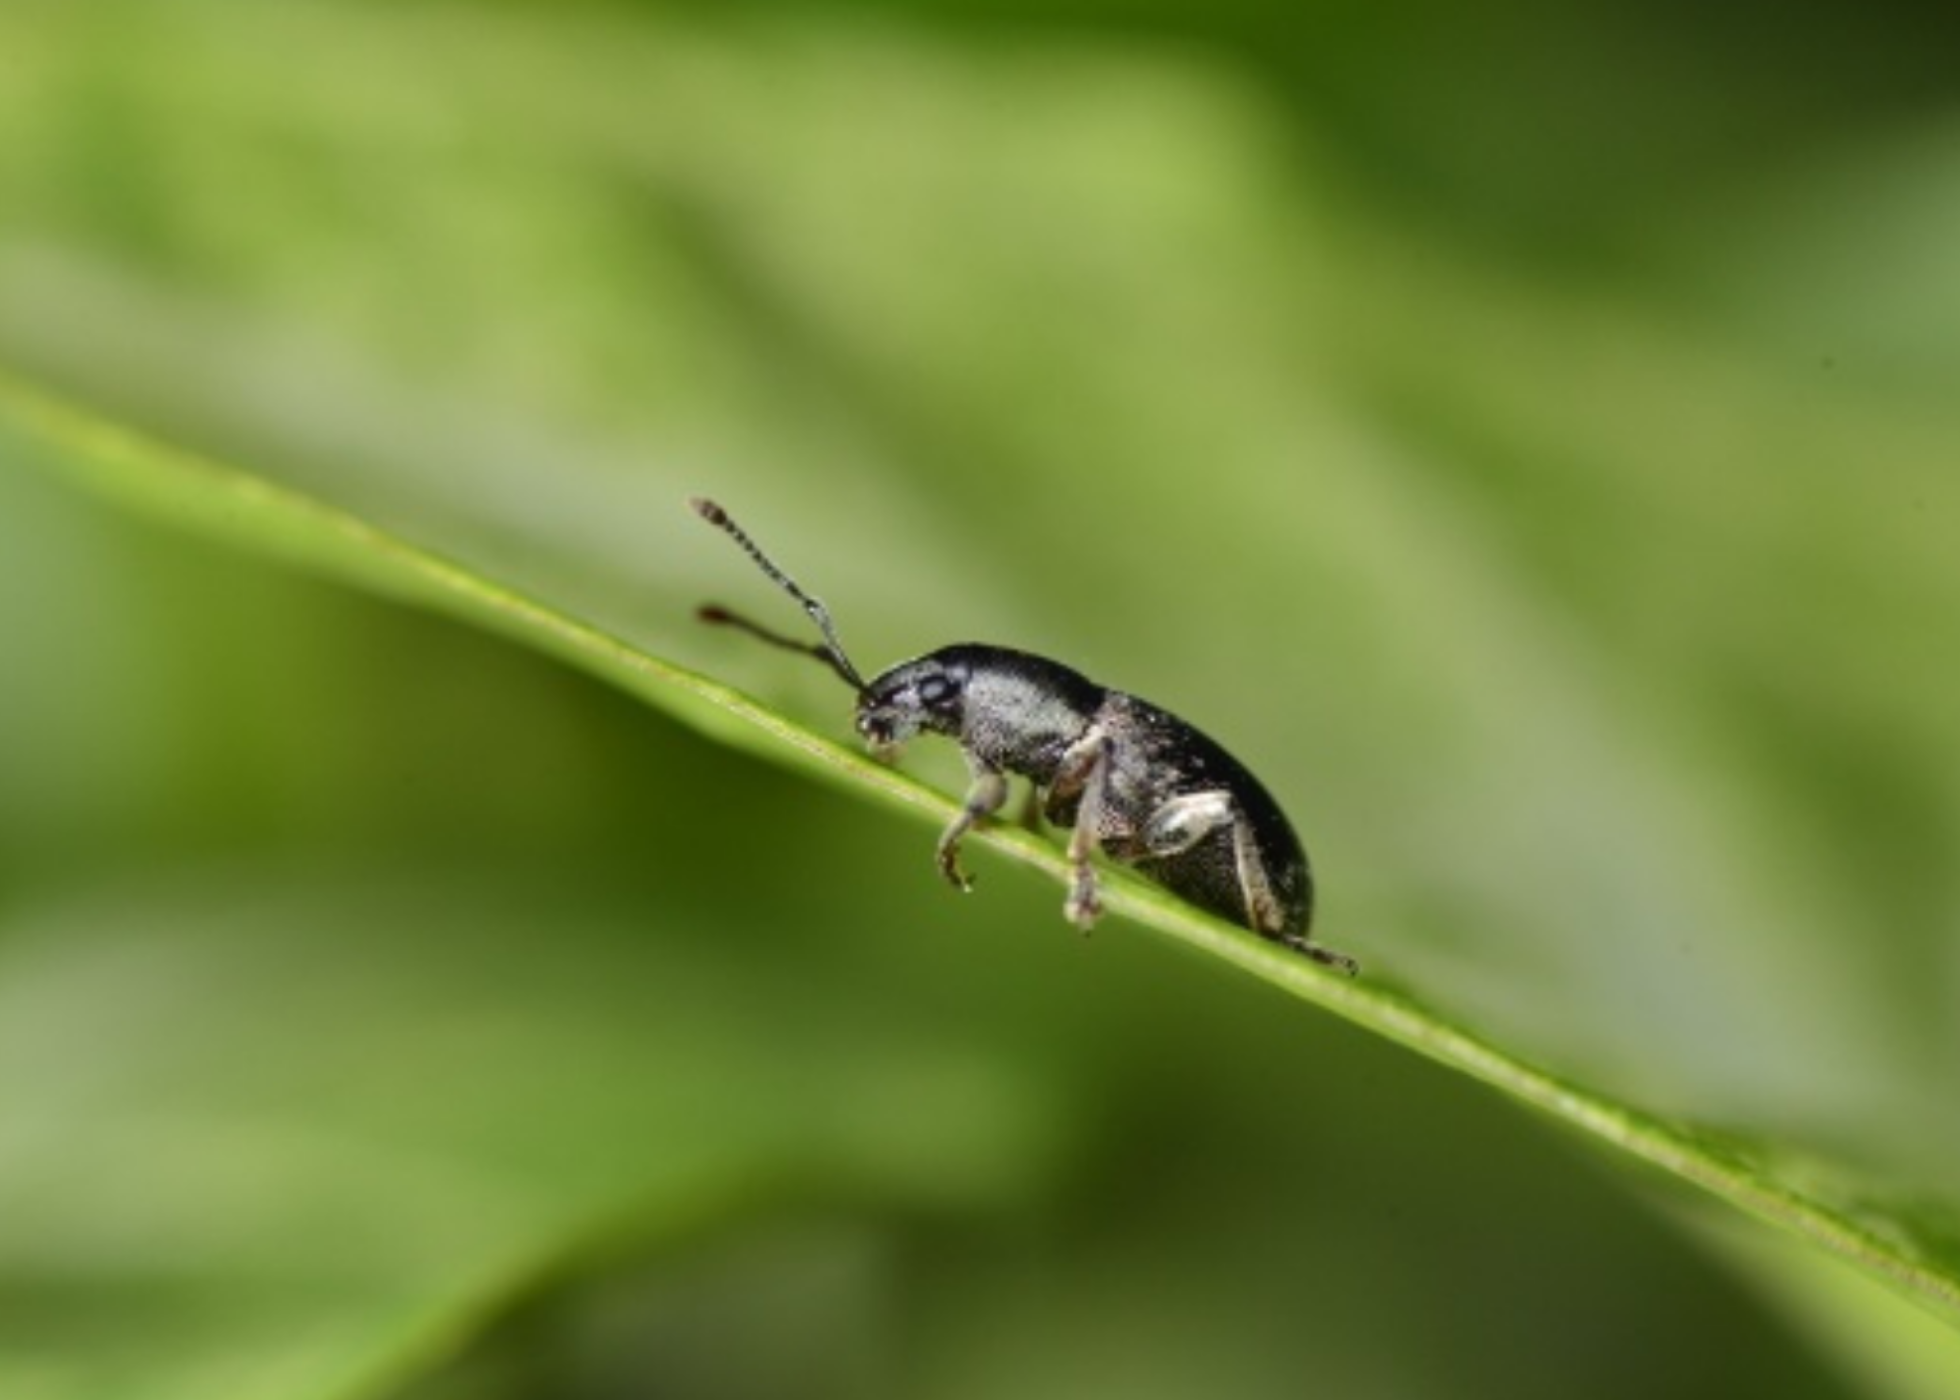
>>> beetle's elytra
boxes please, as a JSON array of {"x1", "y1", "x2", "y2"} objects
[{"x1": 690, "y1": 497, "x2": 1356, "y2": 975}]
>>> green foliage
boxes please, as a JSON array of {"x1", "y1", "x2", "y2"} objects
[{"x1": 4, "y1": 2, "x2": 1960, "y2": 1396}]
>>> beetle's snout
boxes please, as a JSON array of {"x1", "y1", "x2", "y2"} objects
[
  {"x1": 856, "y1": 706, "x2": 891, "y2": 745},
  {"x1": 855, "y1": 702, "x2": 909, "y2": 760}
]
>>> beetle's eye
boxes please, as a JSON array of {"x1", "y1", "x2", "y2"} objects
[{"x1": 918, "y1": 674, "x2": 954, "y2": 707}]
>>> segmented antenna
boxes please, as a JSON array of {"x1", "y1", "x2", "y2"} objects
[{"x1": 691, "y1": 497, "x2": 868, "y2": 692}]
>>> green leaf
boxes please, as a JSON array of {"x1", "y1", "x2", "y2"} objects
[{"x1": 6, "y1": 367, "x2": 1959, "y2": 1341}]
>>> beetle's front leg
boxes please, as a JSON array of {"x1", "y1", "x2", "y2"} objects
[
  {"x1": 1053, "y1": 729, "x2": 1116, "y2": 928},
  {"x1": 937, "y1": 753, "x2": 1008, "y2": 892}
]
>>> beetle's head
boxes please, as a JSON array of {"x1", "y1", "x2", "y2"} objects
[
  {"x1": 856, "y1": 654, "x2": 967, "y2": 757},
  {"x1": 691, "y1": 501, "x2": 969, "y2": 759}
]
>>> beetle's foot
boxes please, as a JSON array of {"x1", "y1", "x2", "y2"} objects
[
  {"x1": 1064, "y1": 869, "x2": 1103, "y2": 929},
  {"x1": 936, "y1": 845, "x2": 975, "y2": 893},
  {"x1": 1282, "y1": 933, "x2": 1359, "y2": 977}
]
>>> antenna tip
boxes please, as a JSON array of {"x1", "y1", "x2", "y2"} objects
[
  {"x1": 697, "y1": 604, "x2": 732, "y2": 625},
  {"x1": 689, "y1": 496, "x2": 728, "y2": 526}
]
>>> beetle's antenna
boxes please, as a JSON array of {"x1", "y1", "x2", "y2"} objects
[
  {"x1": 695, "y1": 603, "x2": 865, "y2": 691},
  {"x1": 691, "y1": 497, "x2": 868, "y2": 692}
]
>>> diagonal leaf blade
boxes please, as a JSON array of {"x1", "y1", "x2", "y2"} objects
[{"x1": 6, "y1": 369, "x2": 1956, "y2": 1336}]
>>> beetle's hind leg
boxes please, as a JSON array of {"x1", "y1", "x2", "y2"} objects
[
  {"x1": 1281, "y1": 932, "x2": 1359, "y2": 975},
  {"x1": 1144, "y1": 790, "x2": 1359, "y2": 976},
  {"x1": 1140, "y1": 790, "x2": 1235, "y2": 856},
  {"x1": 1142, "y1": 789, "x2": 1283, "y2": 934}
]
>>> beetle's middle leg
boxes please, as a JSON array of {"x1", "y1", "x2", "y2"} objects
[
  {"x1": 1054, "y1": 730, "x2": 1117, "y2": 928},
  {"x1": 937, "y1": 754, "x2": 1008, "y2": 892}
]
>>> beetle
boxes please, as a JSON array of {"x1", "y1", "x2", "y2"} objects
[{"x1": 690, "y1": 497, "x2": 1357, "y2": 974}]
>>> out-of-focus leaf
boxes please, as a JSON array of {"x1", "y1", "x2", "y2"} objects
[
  {"x1": 0, "y1": 869, "x2": 1063, "y2": 1400},
  {"x1": 5, "y1": 1, "x2": 1960, "y2": 1393}
]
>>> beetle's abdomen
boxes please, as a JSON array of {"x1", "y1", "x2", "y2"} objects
[{"x1": 1082, "y1": 692, "x2": 1313, "y2": 937}]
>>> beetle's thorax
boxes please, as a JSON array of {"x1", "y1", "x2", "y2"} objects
[{"x1": 856, "y1": 643, "x2": 1105, "y2": 782}]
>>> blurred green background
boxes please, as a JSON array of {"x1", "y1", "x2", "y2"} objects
[{"x1": 3, "y1": 0, "x2": 1959, "y2": 1396}]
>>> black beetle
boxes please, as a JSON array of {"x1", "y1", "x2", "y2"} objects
[{"x1": 691, "y1": 498, "x2": 1356, "y2": 974}]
